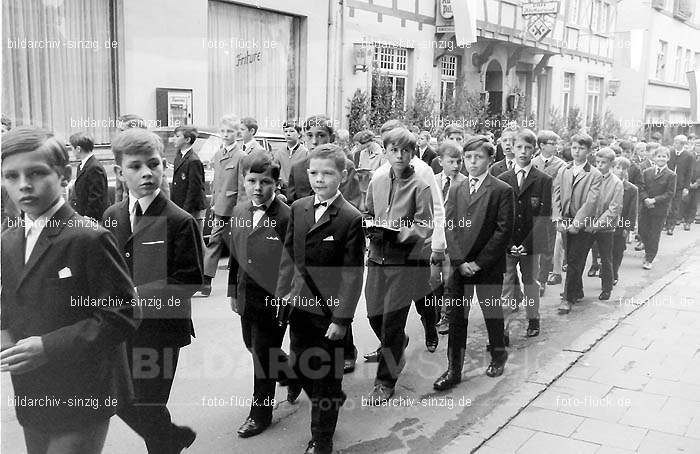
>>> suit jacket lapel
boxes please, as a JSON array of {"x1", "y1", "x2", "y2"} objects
[
  {"x1": 3, "y1": 226, "x2": 25, "y2": 293},
  {"x1": 18, "y1": 204, "x2": 74, "y2": 289},
  {"x1": 174, "y1": 150, "x2": 191, "y2": 173},
  {"x1": 112, "y1": 198, "x2": 131, "y2": 247},
  {"x1": 250, "y1": 198, "x2": 279, "y2": 237},
  {"x1": 468, "y1": 175, "x2": 492, "y2": 207},
  {"x1": 308, "y1": 196, "x2": 341, "y2": 236},
  {"x1": 128, "y1": 192, "x2": 167, "y2": 242},
  {"x1": 519, "y1": 169, "x2": 537, "y2": 196},
  {"x1": 572, "y1": 162, "x2": 590, "y2": 188}
]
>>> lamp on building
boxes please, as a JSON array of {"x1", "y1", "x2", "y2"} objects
[
  {"x1": 607, "y1": 79, "x2": 621, "y2": 96},
  {"x1": 353, "y1": 43, "x2": 373, "y2": 73}
]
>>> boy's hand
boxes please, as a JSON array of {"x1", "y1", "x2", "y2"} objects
[
  {"x1": 567, "y1": 224, "x2": 580, "y2": 234},
  {"x1": 429, "y1": 264, "x2": 442, "y2": 289},
  {"x1": 325, "y1": 323, "x2": 347, "y2": 341},
  {"x1": 430, "y1": 250, "x2": 445, "y2": 265},
  {"x1": 644, "y1": 198, "x2": 655, "y2": 208},
  {"x1": 555, "y1": 220, "x2": 567, "y2": 233},
  {"x1": 0, "y1": 336, "x2": 48, "y2": 374}
]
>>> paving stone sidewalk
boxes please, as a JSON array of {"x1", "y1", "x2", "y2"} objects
[{"x1": 461, "y1": 255, "x2": 700, "y2": 454}]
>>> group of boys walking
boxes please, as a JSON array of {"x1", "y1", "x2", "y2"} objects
[{"x1": 1, "y1": 111, "x2": 697, "y2": 454}]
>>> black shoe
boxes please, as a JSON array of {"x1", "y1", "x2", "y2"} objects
[
  {"x1": 237, "y1": 417, "x2": 270, "y2": 438},
  {"x1": 436, "y1": 315, "x2": 449, "y2": 335},
  {"x1": 599, "y1": 291, "x2": 611, "y2": 301},
  {"x1": 486, "y1": 351, "x2": 508, "y2": 377},
  {"x1": 684, "y1": 223, "x2": 691, "y2": 231},
  {"x1": 343, "y1": 357, "x2": 356, "y2": 374},
  {"x1": 667, "y1": 229, "x2": 674, "y2": 236},
  {"x1": 367, "y1": 384, "x2": 395, "y2": 404},
  {"x1": 173, "y1": 425, "x2": 196, "y2": 452},
  {"x1": 287, "y1": 382, "x2": 302, "y2": 403},
  {"x1": 425, "y1": 327, "x2": 438, "y2": 353},
  {"x1": 613, "y1": 279, "x2": 618, "y2": 286},
  {"x1": 634, "y1": 242, "x2": 644, "y2": 251},
  {"x1": 562, "y1": 264, "x2": 568, "y2": 272},
  {"x1": 363, "y1": 346, "x2": 381, "y2": 362},
  {"x1": 526, "y1": 319, "x2": 540, "y2": 337},
  {"x1": 547, "y1": 273, "x2": 562, "y2": 285},
  {"x1": 587, "y1": 263, "x2": 600, "y2": 277},
  {"x1": 198, "y1": 283, "x2": 212, "y2": 297},
  {"x1": 433, "y1": 369, "x2": 462, "y2": 391},
  {"x1": 304, "y1": 439, "x2": 333, "y2": 454}
]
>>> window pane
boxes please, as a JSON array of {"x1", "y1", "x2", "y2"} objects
[{"x1": 2, "y1": 0, "x2": 116, "y2": 143}]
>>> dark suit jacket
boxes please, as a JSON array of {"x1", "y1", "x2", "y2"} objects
[
  {"x1": 668, "y1": 150, "x2": 694, "y2": 190},
  {"x1": 70, "y1": 155, "x2": 109, "y2": 220},
  {"x1": 445, "y1": 173, "x2": 514, "y2": 278},
  {"x1": 498, "y1": 166, "x2": 552, "y2": 255},
  {"x1": 628, "y1": 162, "x2": 643, "y2": 188},
  {"x1": 616, "y1": 180, "x2": 638, "y2": 234},
  {"x1": 489, "y1": 158, "x2": 511, "y2": 177},
  {"x1": 287, "y1": 156, "x2": 362, "y2": 208},
  {"x1": 638, "y1": 167, "x2": 676, "y2": 217},
  {"x1": 416, "y1": 146, "x2": 437, "y2": 165},
  {"x1": 171, "y1": 149, "x2": 206, "y2": 214},
  {"x1": 102, "y1": 192, "x2": 203, "y2": 347},
  {"x1": 275, "y1": 194, "x2": 365, "y2": 326},
  {"x1": 227, "y1": 197, "x2": 290, "y2": 322},
  {"x1": 1, "y1": 204, "x2": 138, "y2": 429}
]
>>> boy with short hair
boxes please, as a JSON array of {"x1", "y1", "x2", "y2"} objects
[
  {"x1": 585, "y1": 147, "x2": 623, "y2": 301},
  {"x1": 431, "y1": 125, "x2": 465, "y2": 174},
  {"x1": 638, "y1": 147, "x2": 676, "y2": 269},
  {"x1": 498, "y1": 128, "x2": 551, "y2": 337},
  {"x1": 68, "y1": 131, "x2": 109, "y2": 221},
  {"x1": 552, "y1": 133, "x2": 603, "y2": 313},
  {"x1": 433, "y1": 140, "x2": 466, "y2": 334},
  {"x1": 533, "y1": 130, "x2": 566, "y2": 290},
  {"x1": 228, "y1": 151, "x2": 298, "y2": 438},
  {"x1": 275, "y1": 145, "x2": 365, "y2": 454},
  {"x1": 364, "y1": 127, "x2": 434, "y2": 402},
  {"x1": 1, "y1": 127, "x2": 138, "y2": 454},
  {"x1": 490, "y1": 126, "x2": 518, "y2": 176},
  {"x1": 241, "y1": 117, "x2": 266, "y2": 154},
  {"x1": 611, "y1": 157, "x2": 638, "y2": 284},
  {"x1": 416, "y1": 131, "x2": 437, "y2": 164},
  {"x1": 171, "y1": 125, "x2": 206, "y2": 230},
  {"x1": 434, "y1": 136, "x2": 514, "y2": 391},
  {"x1": 103, "y1": 128, "x2": 202, "y2": 453},
  {"x1": 274, "y1": 120, "x2": 308, "y2": 192},
  {"x1": 199, "y1": 114, "x2": 245, "y2": 296}
]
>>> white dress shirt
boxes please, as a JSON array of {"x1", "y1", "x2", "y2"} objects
[
  {"x1": 25, "y1": 198, "x2": 65, "y2": 263},
  {"x1": 128, "y1": 188, "x2": 160, "y2": 231},
  {"x1": 514, "y1": 162, "x2": 533, "y2": 188},
  {"x1": 79, "y1": 152, "x2": 95, "y2": 172},
  {"x1": 313, "y1": 191, "x2": 340, "y2": 223},
  {"x1": 251, "y1": 194, "x2": 275, "y2": 227},
  {"x1": 469, "y1": 170, "x2": 488, "y2": 193}
]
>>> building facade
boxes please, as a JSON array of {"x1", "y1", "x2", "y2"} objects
[{"x1": 610, "y1": 0, "x2": 699, "y2": 137}]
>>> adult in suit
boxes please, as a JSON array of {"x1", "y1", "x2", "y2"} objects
[
  {"x1": 200, "y1": 115, "x2": 245, "y2": 296},
  {"x1": 498, "y1": 129, "x2": 552, "y2": 338},
  {"x1": 171, "y1": 126, "x2": 207, "y2": 230},
  {"x1": 103, "y1": 129, "x2": 202, "y2": 454},
  {"x1": 416, "y1": 131, "x2": 437, "y2": 165},
  {"x1": 227, "y1": 153, "x2": 297, "y2": 438},
  {"x1": 434, "y1": 136, "x2": 514, "y2": 391},
  {"x1": 552, "y1": 134, "x2": 602, "y2": 313},
  {"x1": 666, "y1": 135, "x2": 695, "y2": 231},
  {"x1": 68, "y1": 132, "x2": 109, "y2": 220},
  {"x1": 638, "y1": 147, "x2": 676, "y2": 269},
  {"x1": 532, "y1": 131, "x2": 566, "y2": 288},
  {"x1": 1, "y1": 127, "x2": 138, "y2": 454},
  {"x1": 275, "y1": 145, "x2": 365, "y2": 454},
  {"x1": 666, "y1": 135, "x2": 694, "y2": 233}
]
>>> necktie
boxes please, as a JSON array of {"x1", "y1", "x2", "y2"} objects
[
  {"x1": 314, "y1": 201, "x2": 328, "y2": 209},
  {"x1": 470, "y1": 178, "x2": 478, "y2": 194},
  {"x1": 442, "y1": 176, "x2": 451, "y2": 200},
  {"x1": 517, "y1": 170, "x2": 525, "y2": 189},
  {"x1": 132, "y1": 202, "x2": 143, "y2": 232},
  {"x1": 656, "y1": 168, "x2": 661, "y2": 176},
  {"x1": 508, "y1": 160, "x2": 514, "y2": 170},
  {"x1": 24, "y1": 220, "x2": 35, "y2": 264}
]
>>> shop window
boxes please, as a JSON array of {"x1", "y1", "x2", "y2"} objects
[{"x1": 2, "y1": 0, "x2": 117, "y2": 144}]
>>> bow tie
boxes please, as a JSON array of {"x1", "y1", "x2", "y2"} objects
[
  {"x1": 250, "y1": 204, "x2": 266, "y2": 212},
  {"x1": 314, "y1": 201, "x2": 328, "y2": 209}
]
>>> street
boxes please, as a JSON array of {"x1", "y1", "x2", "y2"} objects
[{"x1": 2, "y1": 228, "x2": 699, "y2": 454}]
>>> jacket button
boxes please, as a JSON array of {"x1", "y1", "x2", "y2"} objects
[
  {"x1": 247, "y1": 259, "x2": 252, "y2": 264},
  {"x1": 125, "y1": 252, "x2": 130, "y2": 258}
]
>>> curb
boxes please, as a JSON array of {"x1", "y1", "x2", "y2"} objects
[{"x1": 440, "y1": 257, "x2": 691, "y2": 454}]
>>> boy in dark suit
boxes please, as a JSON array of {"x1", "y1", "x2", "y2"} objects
[
  {"x1": 434, "y1": 136, "x2": 514, "y2": 391},
  {"x1": 1, "y1": 127, "x2": 138, "y2": 454},
  {"x1": 68, "y1": 132, "x2": 109, "y2": 220},
  {"x1": 275, "y1": 144, "x2": 365, "y2": 454},
  {"x1": 228, "y1": 151, "x2": 298, "y2": 438},
  {"x1": 171, "y1": 125, "x2": 206, "y2": 231},
  {"x1": 416, "y1": 131, "x2": 437, "y2": 165},
  {"x1": 667, "y1": 135, "x2": 695, "y2": 232},
  {"x1": 611, "y1": 157, "x2": 638, "y2": 284},
  {"x1": 489, "y1": 126, "x2": 517, "y2": 177},
  {"x1": 552, "y1": 133, "x2": 602, "y2": 314},
  {"x1": 103, "y1": 128, "x2": 202, "y2": 454},
  {"x1": 364, "y1": 127, "x2": 434, "y2": 403},
  {"x1": 638, "y1": 147, "x2": 676, "y2": 269},
  {"x1": 431, "y1": 125, "x2": 466, "y2": 174},
  {"x1": 498, "y1": 128, "x2": 551, "y2": 338}
]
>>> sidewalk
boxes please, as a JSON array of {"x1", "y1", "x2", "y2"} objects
[{"x1": 469, "y1": 254, "x2": 700, "y2": 454}]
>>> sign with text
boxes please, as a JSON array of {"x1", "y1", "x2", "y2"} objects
[{"x1": 522, "y1": 0, "x2": 559, "y2": 41}]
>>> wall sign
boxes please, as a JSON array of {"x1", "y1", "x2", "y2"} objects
[{"x1": 522, "y1": 1, "x2": 559, "y2": 41}]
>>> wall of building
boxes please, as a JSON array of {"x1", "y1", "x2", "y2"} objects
[{"x1": 119, "y1": 0, "x2": 330, "y2": 128}]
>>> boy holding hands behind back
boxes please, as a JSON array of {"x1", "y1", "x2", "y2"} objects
[{"x1": 275, "y1": 144, "x2": 365, "y2": 454}]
